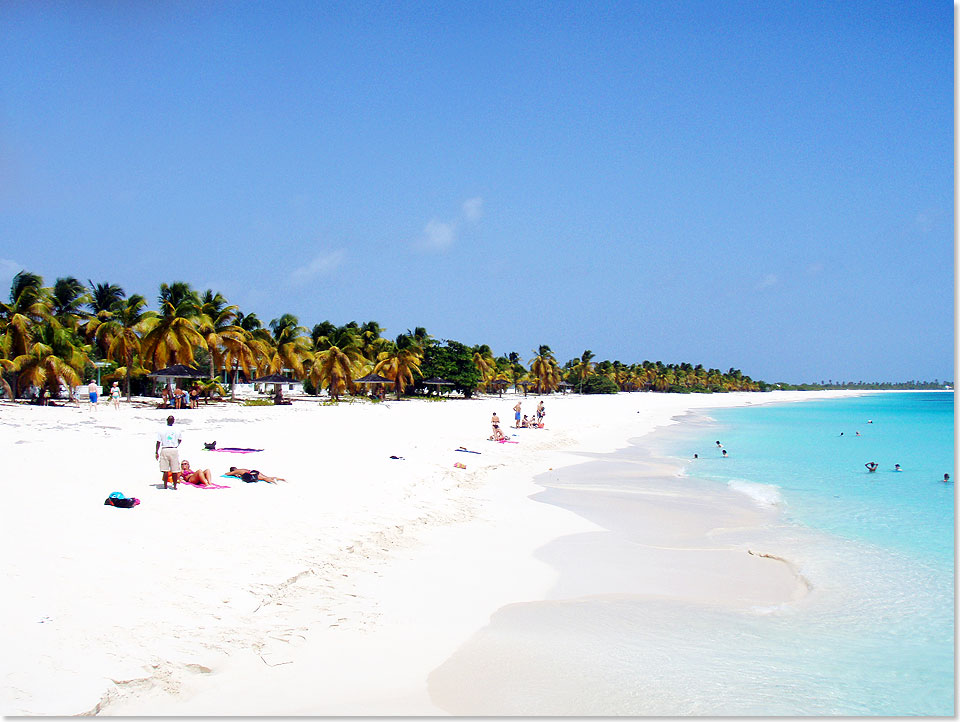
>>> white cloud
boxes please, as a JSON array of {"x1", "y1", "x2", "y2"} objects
[
  {"x1": 414, "y1": 196, "x2": 484, "y2": 253},
  {"x1": 757, "y1": 274, "x2": 778, "y2": 289},
  {"x1": 419, "y1": 219, "x2": 458, "y2": 252},
  {"x1": 290, "y1": 249, "x2": 346, "y2": 284},
  {"x1": 462, "y1": 197, "x2": 484, "y2": 223}
]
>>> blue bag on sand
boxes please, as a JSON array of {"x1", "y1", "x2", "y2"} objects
[{"x1": 104, "y1": 492, "x2": 139, "y2": 508}]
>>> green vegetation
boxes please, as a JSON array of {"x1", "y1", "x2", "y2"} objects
[{"x1": 2, "y1": 271, "x2": 948, "y2": 402}]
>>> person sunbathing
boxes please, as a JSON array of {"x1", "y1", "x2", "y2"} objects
[
  {"x1": 180, "y1": 460, "x2": 214, "y2": 486},
  {"x1": 226, "y1": 466, "x2": 286, "y2": 484},
  {"x1": 489, "y1": 424, "x2": 507, "y2": 441}
]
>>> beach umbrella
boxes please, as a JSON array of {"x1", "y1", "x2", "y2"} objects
[
  {"x1": 558, "y1": 381, "x2": 574, "y2": 394},
  {"x1": 487, "y1": 378, "x2": 508, "y2": 398},
  {"x1": 251, "y1": 374, "x2": 293, "y2": 384},
  {"x1": 148, "y1": 364, "x2": 206, "y2": 379},
  {"x1": 518, "y1": 380, "x2": 533, "y2": 397},
  {"x1": 423, "y1": 377, "x2": 455, "y2": 396},
  {"x1": 354, "y1": 373, "x2": 394, "y2": 384},
  {"x1": 252, "y1": 373, "x2": 295, "y2": 399}
]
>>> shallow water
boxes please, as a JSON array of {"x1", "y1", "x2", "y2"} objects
[{"x1": 429, "y1": 392, "x2": 955, "y2": 716}]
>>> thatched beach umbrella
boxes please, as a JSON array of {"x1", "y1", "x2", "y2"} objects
[
  {"x1": 252, "y1": 373, "x2": 295, "y2": 400},
  {"x1": 354, "y1": 372, "x2": 394, "y2": 384},
  {"x1": 487, "y1": 378, "x2": 508, "y2": 398},
  {"x1": 354, "y1": 372, "x2": 394, "y2": 399},
  {"x1": 148, "y1": 364, "x2": 205, "y2": 389},
  {"x1": 423, "y1": 377, "x2": 454, "y2": 391},
  {"x1": 148, "y1": 364, "x2": 206, "y2": 403}
]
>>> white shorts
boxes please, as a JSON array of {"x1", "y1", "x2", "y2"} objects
[{"x1": 159, "y1": 447, "x2": 180, "y2": 472}]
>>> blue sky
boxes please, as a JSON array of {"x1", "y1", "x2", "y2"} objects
[{"x1": 0, "y1": 1, "x2": 953, "y2": 383}]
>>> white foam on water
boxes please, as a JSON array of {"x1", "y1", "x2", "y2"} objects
[{"x1": 727, "y1": 478, "x2": 782, "y2": 507}]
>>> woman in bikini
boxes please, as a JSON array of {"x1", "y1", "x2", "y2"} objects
[
  {"x1": 180, "y1": 460, "x2": 214, "y2": 486},
  {"x1": 226, "y1": 466, "x2": 286, "y2": 484}
]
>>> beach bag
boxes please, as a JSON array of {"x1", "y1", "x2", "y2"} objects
[
  {"x1": 203, "y1": 441, "x2": 217, "y2": 450},
  {"x1": 104, "y1": 492, "x2": 139, "y2": 508}
]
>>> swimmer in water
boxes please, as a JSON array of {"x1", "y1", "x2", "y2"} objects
[
  {"x1": 944, "y1": 474, "x2": 951, "y2": 483},
  {"x1": 865, "y1": 462, "x2": 879, "y2": 472},
  {"x1": 721, "y1": 449, "x2": 728, "y2": 457},
  {"x1": 894, "y1": 464, "x2": 901, "y2": 472},
  {"x1": 693, "y1": 453, "x2": 698, "y2": 459}
]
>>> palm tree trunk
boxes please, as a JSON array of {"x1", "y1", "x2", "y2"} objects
[{"x1": 125, "y1": 351, "x2": 133, "y2": 401}]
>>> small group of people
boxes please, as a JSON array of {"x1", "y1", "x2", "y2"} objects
[
  {"x1": 160, "y1": 385, "x2": 200, "y2": 410},
  {"x1": 511, "y1": 400, "x2": 545, "y2": 429},
  {"x1": 865, "y1": 461, "x2": 950, "y2": 482},
  {"x1": 155, "y1": 415, "x2": 285, "y2": 489}
]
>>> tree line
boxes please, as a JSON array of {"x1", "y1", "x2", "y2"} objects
[{"x1": 1, "y1": 271, "x2": 771, "y2": 401}]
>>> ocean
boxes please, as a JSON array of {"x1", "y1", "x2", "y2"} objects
[{"x1": 429, "y1": 392, "x2": 955, "y2": 716}]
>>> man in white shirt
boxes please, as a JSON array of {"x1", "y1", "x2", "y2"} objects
[{"x1": 155, "y1": 415, "x2": 183, "y2": 489}]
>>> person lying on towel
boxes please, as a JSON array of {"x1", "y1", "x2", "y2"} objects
[{"x1": 226, "y1": 466, "x2": 286, "y2": 484}]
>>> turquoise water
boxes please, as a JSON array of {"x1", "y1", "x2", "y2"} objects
[
  {"x1": 670, "y1": 392, "x2": 955, "y2": 571},
  {"x1": 658, "y1": 391, "x2": 955, "y2": 715},
  {"x1": 430, "y1": 392, "x2": 955, "y2": 716}
]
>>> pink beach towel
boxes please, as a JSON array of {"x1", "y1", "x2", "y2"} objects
[{"x1": 182, "y1": 480, "x2": 231, "y2": 489}]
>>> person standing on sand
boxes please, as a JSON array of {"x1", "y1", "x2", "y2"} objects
[
  {"x1": 156, "y1": 415, "x2": 183, "y2": 489},
  {"x1": 110, "y1": 381, "x2": 121, "y2": 410},
  {"x1": 536, "y1": 400, "x2": 545, "y2": 426},
  {"x1": 491, "y1": 412, "x2": 500, "y2": 432},
  {"x1": 513, "y1": 401, "x2": 522, "y2": 428},
  {"x1": 88, "y1": 380, "x2": 99, "y2": 410}
]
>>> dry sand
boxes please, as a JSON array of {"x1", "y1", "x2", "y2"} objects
[{"x1": 0, "y1": 389, "x2": 863, "y2": 715}]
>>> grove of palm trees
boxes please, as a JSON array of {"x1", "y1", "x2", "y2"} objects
[{"x1": 0, "y1": 271, "x2": 767, "y2": 402}]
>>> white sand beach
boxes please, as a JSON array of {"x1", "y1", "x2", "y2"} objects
[{"x1": 1, "y1": 389, "x2": 864, "y2": 716}]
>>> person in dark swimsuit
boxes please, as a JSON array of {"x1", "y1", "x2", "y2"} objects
[{"x1": 226, "y1": 466, "x2": 286, "y2": 484}]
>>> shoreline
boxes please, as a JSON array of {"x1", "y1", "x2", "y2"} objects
[{"x1": 1, "y1": 389, "x2": 868, "y2": 716}]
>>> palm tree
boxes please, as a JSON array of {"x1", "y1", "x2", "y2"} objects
[
  {"x1": 359, "y1": 320, "x2": 390, "y2": 362},
  {"x1": 507, "y1": 351, "x2": 525, "y2": 393},
  {"x1": 472, "y1": 344, "x2": 497, "y2": 392},
  {"x1": 197, "y1": 290, "x2": 240, "y2": 380},
  {"x1": 140, "y1": 282, "x2": 205, "y2": 370},
  {"x1": 13, "y1": 319, "x2": 88, "y2": 397},
  {"x1": 51, "y1": 277, "x2": 90, "y2": 332},
  {"x1": 529, "y1": 344, "x2": 561, "y2": 394},
  {"x1": 102, "y1": 294, "x2": 155, "y2": 400},
  {"x1": 572, "y1": 349, "x2": 595, "y2": 393},
  {"x1": 375, "y1": 333, "x2": 423, "y2": 400},
  {"x1": 309, "y1": 325, "x2": 363, "y2": 400},
  {"x1": 0, "y1": 271, "x2": 51, "y2": 396},
  {"x1": 84, "y1": 281, "x2": 125, "y2": 355},
  {"x1": 266, "y1": 313, "x2": 310, "y2": 377}
]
